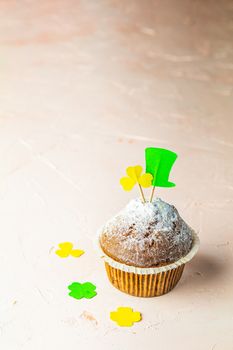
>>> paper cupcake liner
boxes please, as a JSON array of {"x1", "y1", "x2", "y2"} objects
[
  {"x1": 96, "y1": 229, "x2": 200, "y2": 275},
  {"x1": 105, "y1": 262, "x2": 185, "y2": 297}
]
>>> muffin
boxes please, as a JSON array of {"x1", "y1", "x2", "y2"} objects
[
  {"x1": 98, "y1": 198, "x2": 199, "y2": 297},
  {"x1": 97, "y1": 147, "x2": 199, "y2": 297}
]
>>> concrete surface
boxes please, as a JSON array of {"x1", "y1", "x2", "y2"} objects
[{"x1": 0, "y1": 0, "x2": 233, "y2": 349}]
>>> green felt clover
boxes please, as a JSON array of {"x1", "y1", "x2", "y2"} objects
[
  {"x1": 145, "y1": 147, "x2": 178, "y2": 187},
  {"x1": 68, "y1": 282, "x2": 97, "y2": 300}
]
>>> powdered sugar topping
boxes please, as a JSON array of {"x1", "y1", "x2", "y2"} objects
[{"x1": 99, "y1": 198, "x2": 193, "y2": 267}]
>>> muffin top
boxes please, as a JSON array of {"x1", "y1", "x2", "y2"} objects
[{"x1": 99, "y1": 198, "x2": 193, "y2": 268}]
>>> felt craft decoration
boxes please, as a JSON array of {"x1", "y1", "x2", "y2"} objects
[
  {"x1": 55, "y1": 242, "x2": 84, "y2": 258},
  {"x1": 120, "y1": 165, "x2": 153, "y2": 203},
  {"x1": 145, "y1": 148, "x2": 177, "y2": 187},
  {"x1": 68, "y1": 282, "x2": 97, "y2": 300},
  {"x1": 145, "y1": 147, "x2": 178, "y2": 202},
  {"x1": 110, "y1": 307, "x2": 141, "y2": 327}
]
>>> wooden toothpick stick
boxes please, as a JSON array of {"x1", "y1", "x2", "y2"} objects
[
  {"x1": 149, "y1": 186, "x2": 155, "y2": 203},
  {"x1": 138, "y1": 184, "x2": 146, "y2": 203}
]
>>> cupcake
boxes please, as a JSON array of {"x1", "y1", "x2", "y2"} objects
[{"x1": 97, "y1": 148, "x2": 199, "y2": 297}]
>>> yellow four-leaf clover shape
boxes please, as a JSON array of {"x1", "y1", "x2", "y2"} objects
[
  {"x1": 120, "y1": 165, "x2": 153, "y2": 191},
  {"x1": 110, "y1": 307, "x2": 141, "y2": 327}
]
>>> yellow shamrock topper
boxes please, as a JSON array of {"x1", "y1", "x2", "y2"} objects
[
  {"x1": 110, "y1": 307, "x2": 141, "y2": 327},
  {"x1": 120, "y1": 165, "x2": 152, "y2": 191},
  {"x1": 120, "y1": 165, "x2": 153, "y2": 202}
]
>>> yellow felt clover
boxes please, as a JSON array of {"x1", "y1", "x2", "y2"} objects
[
  {"x1": 55, "y1": 242, "x2": 84, "y2": 258},
  {"x1": 120, "y1": 165, "x2": 153, "y2": 191},
  {"x1": 110, "y1": 307, "x2": 141, "y2": 327}
]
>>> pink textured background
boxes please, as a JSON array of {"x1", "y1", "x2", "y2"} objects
[{"x1": 0, "y1": 1, "x2": 233, "y2": 349}]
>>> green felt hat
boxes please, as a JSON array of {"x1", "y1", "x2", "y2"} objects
[{"x1": 145, "y1": 147, "x2": 178, "y2": 187}]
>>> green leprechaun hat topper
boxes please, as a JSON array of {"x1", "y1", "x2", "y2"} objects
[{"x1": 120, "y1": 147, "x2": 178, "y2": 203}]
